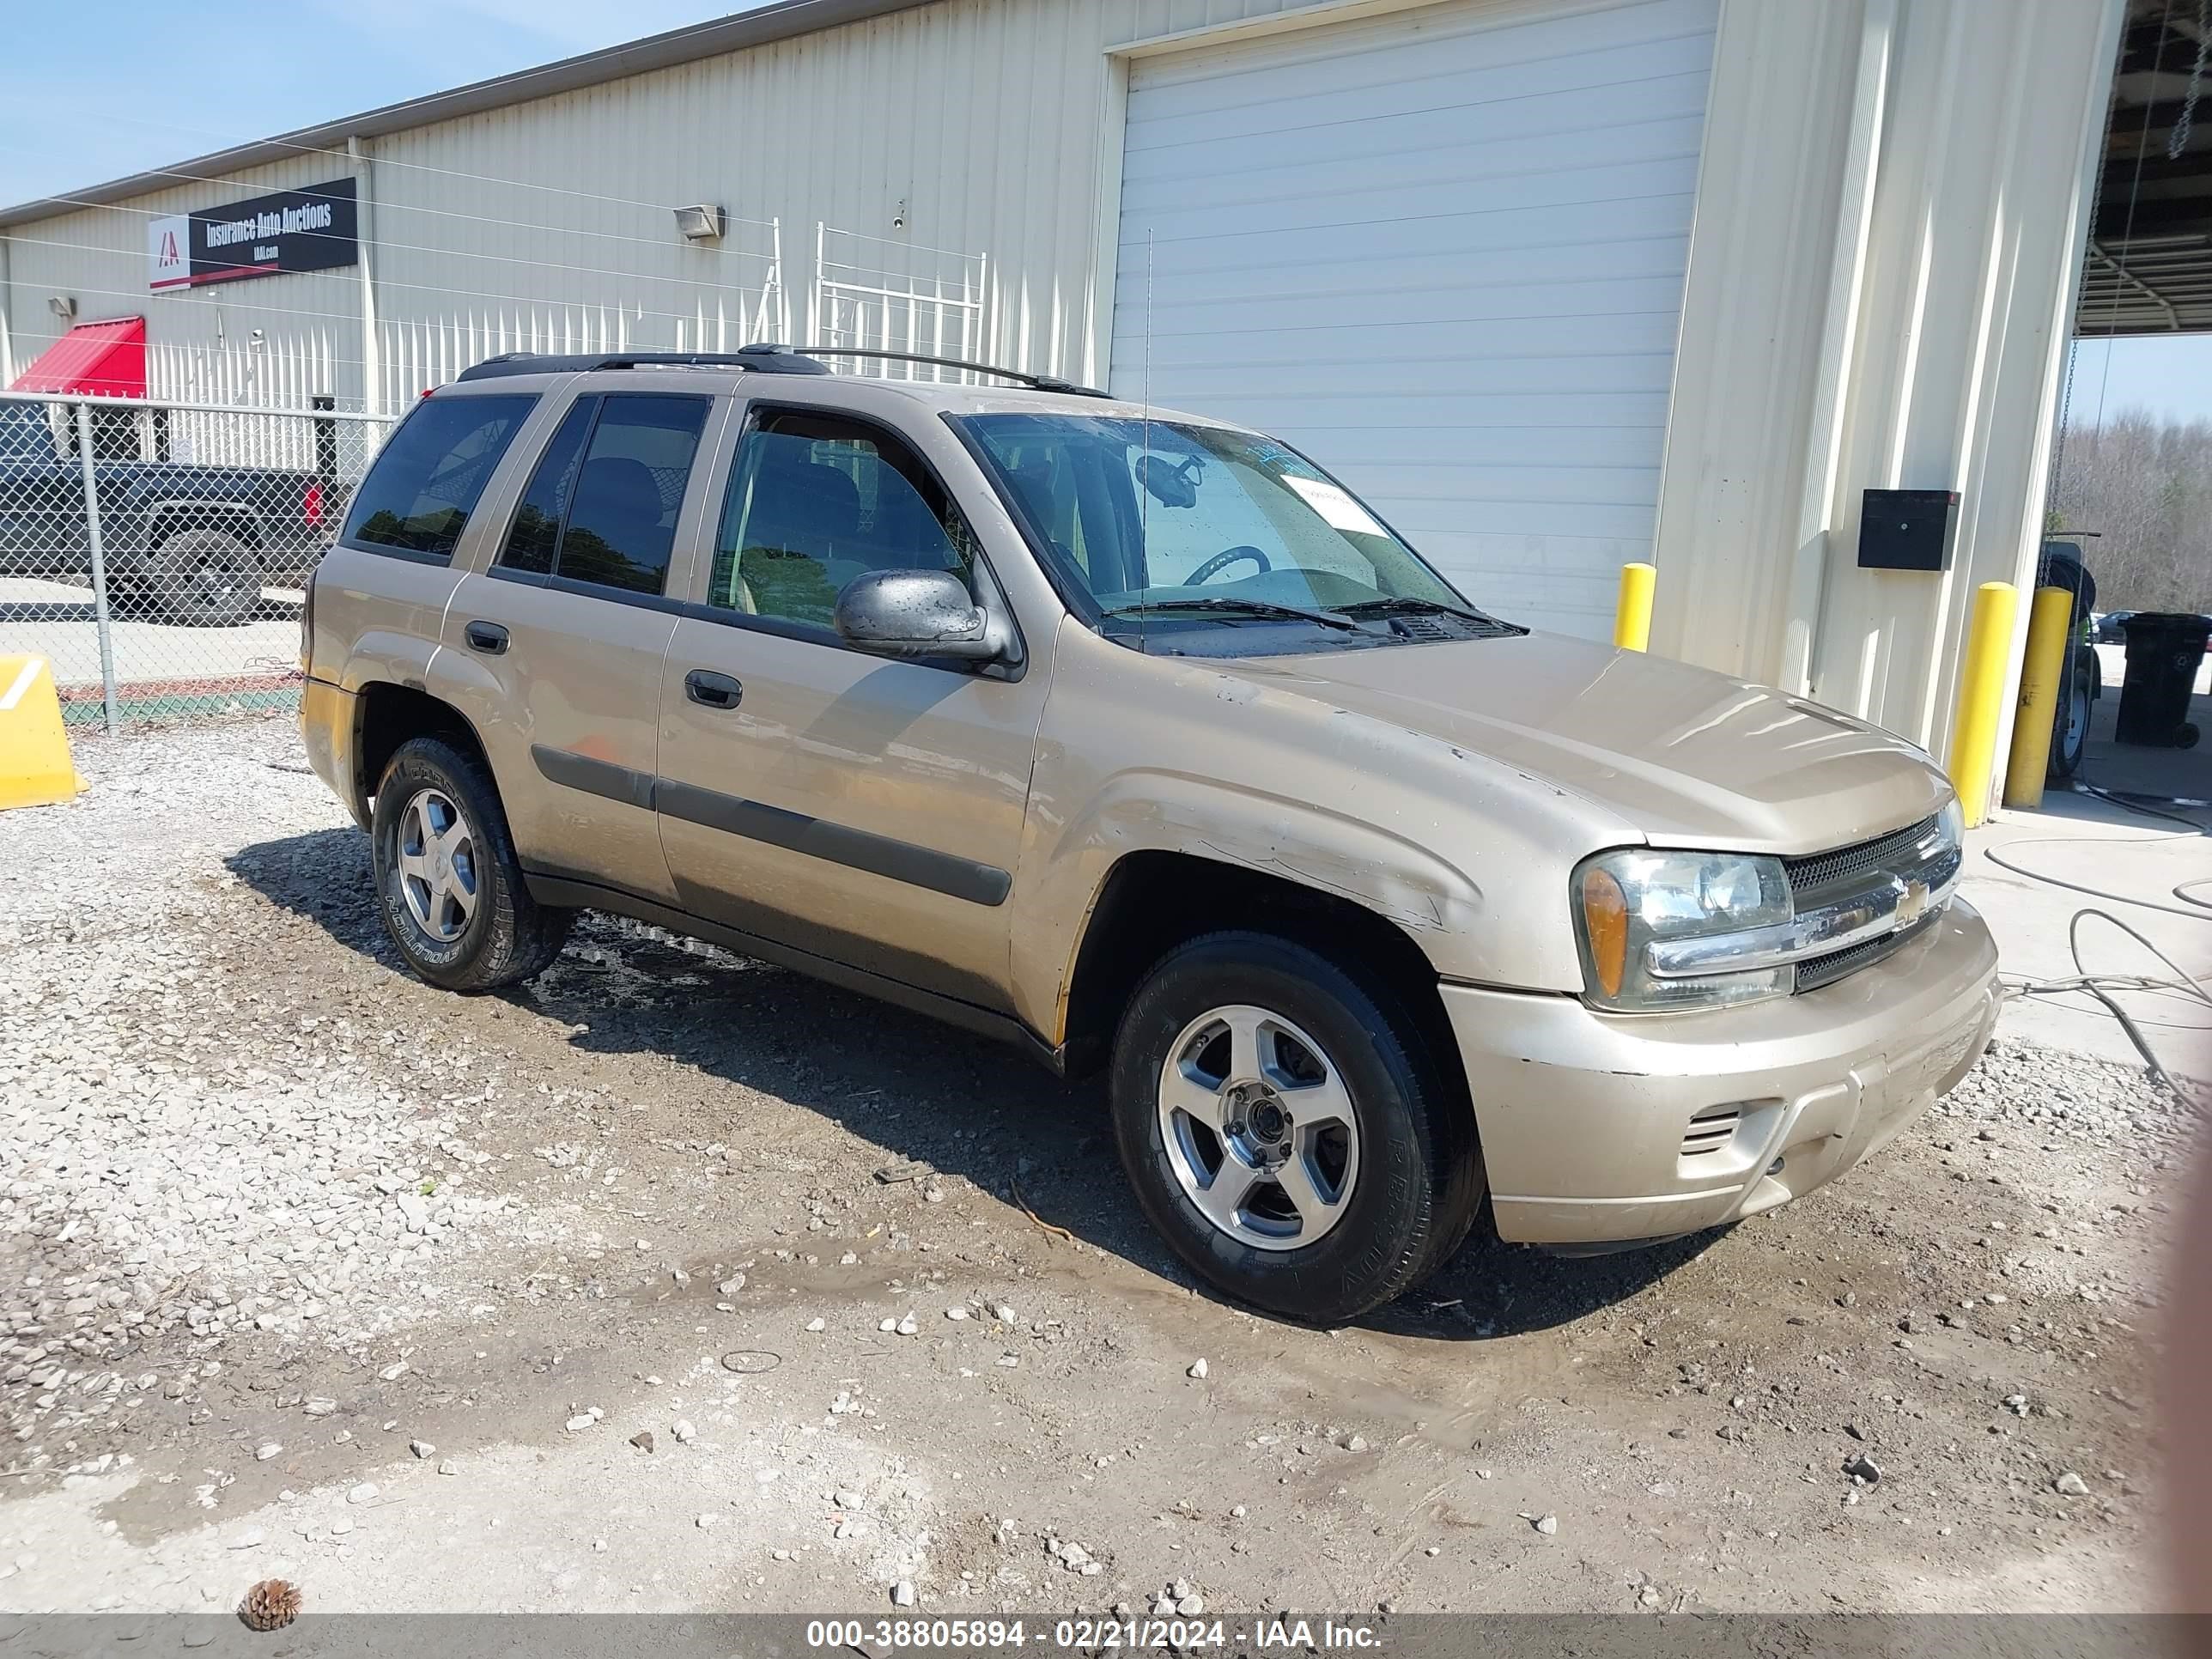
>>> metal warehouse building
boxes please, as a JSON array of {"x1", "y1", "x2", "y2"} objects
[{"x1": 1, "y1": 0, "x2": 2191, "y2": 795}]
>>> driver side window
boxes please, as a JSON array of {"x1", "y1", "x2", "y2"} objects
[{"x1": 708, "y1": 411, "x2": 979, "y2": 630}]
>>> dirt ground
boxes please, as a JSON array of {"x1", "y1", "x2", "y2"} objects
[{"x1": 0, "y1": 715, "x2": 2196, "y2": 1618}]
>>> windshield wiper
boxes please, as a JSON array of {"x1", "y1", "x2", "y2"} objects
[
  {"x1": 1335, "y1": 596, "x2": 1512, "y2": 628},
  {"x1": 1101, "y1": 598, "x2": 1368, "y2": 632}
]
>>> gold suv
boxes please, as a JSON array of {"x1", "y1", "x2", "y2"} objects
[{"x1": 301, "y1": 347, "x2": 1999, "y2": 1322}]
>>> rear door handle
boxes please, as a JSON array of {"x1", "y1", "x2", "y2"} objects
[
  {"x1": 684, "y1": 669, "x2": 743, "y2": 709},
  {"x1": 465, "y1": 621, "x2": 508, "y2": 655}
]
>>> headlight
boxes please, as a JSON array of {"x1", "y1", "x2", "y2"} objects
[
  {"x1": 1936, "y1": 797, "x2": 1963, "y2": 860},
  {"x1": 1573, "y1": 848, "x2": 1793, "y2": 1012}
]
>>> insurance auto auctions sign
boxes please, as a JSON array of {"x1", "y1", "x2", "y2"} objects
[{"x1": 147, "y1": 178, "x2": 358, "y2": 291}]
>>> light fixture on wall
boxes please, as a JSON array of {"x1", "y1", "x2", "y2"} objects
[
  {"x1": 47, "y1": 295, "x2": 76, "y2": 322},
  {"x1": 892, "y1": 199, "x2": 908, "y2": 231},
  {"x1": 673, "y1": 204, "x2": 724, "y2": 243}
]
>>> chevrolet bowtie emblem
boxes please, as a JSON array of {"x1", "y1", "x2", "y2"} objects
[{"x1": 1894, "y1": 878, "x2": 1929, "y2": 927}]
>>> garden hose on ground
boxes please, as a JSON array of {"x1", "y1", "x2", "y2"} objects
[{"x1": 1981, "y1": 782, "x2": 2210, "y2": 1106}]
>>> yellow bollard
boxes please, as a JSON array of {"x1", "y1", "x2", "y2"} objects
[
  {"x1": 2002, "y1": 586, "x2": 2076, "y2": 811},
  {"x1": 1945, "y1": 581, "x2": 2019, "y2": 828},
  {"x1": 0, "y1": 655, "x2": 85, "y2": 811},
  {"x1": 1613, "y1": 562, "x2": 1656, "y2": 653}
]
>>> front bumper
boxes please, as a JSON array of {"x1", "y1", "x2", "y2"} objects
[{"x1": 1443, "y1": 898, "x2": 1999, "y2": 1245}]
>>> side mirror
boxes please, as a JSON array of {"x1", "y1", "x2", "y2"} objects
[{"x1": 834, "y1": 568, "x2": 1002, "y2": 661}]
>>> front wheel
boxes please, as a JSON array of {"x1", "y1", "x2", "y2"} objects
[
  {"x1": 370, "y1": 737, "x2": 574, "y2": 991},
  {"x1": 1109, "y1": 932, "x2": 1483, "y2": 1322}
]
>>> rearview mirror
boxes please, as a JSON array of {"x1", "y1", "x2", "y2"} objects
[
  {"x1": 1136, "y1": 453, "x2": 1200, "y2": 509},
  {"x1": 834, "y1": 568, "x2": 1002, "y2": 661}
]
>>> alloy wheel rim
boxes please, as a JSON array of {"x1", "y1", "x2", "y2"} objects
[
  {"x1": 394, "y1": 787, "x2": 479, "y2": 943},
  {"x1": 1155, "y1": 1003, "x2": 1360, "y2": 1252}
]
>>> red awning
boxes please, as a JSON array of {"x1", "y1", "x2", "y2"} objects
[{"x1": 9, "y1": 317, "x2": 147, "y2": 398}]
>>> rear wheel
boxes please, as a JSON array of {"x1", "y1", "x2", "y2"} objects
[
  {"x1": 150, "y1": 529, "x2": 261, "y2": 627},
  {"x1": 1109, "y1": 932, "x2": 1482, "y2": 1323},
  {"x1": 2049, "y1": 649, "x2": 2093, "y2": 780},
  {"x1": 371, "y1": 737, "x2": 574, "y2": 990}
]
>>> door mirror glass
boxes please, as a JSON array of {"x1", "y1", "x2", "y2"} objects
[{"x1": 834, "y1": 568, "x2": 999, "y2": 660}]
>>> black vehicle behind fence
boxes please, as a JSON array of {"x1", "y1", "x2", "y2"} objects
[{"x1": 0, "y1": 397, "x2": 337, "y2": 627}]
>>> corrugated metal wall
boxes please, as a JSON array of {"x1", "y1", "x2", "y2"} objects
[{"x1": 0, "y1": 0, "x2": 1333, "y2": 413}]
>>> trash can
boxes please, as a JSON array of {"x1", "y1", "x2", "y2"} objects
[{"x1": 2115, "y1": 611, "x2": 2210, "y2": 749}]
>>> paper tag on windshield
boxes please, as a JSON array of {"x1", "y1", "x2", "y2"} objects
[{"x1": 1285, "y1": 475, "x2": 1387, "y2": 537}]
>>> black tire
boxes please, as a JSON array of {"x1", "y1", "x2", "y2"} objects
[
  {"x1": 2048, "y1": 648, "x2": 2093, "y2": 781},
  {"x1": 371, "y1": 737, "x2": 574, "y2": 991},
  {"x1": 1109, "y1": 931, "x2": 1483, "y2": 1323},
  {"x1": 150, "y1": 529, "x2": 262, "y2": 627}
]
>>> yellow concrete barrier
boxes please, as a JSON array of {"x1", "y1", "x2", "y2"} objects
[
  {"x1": 2002, "y1": 585, "x2": 2075, "y2": 811},
  {"x1": 0, "y1": 655, "x2": 85, "y2": 811},
  {"x1": 1945, "y1": 581, "x2": 2019, "y2": 828},
  {"x1": 1613, "y1": 561, "x2": 1656, "y2": 652}
]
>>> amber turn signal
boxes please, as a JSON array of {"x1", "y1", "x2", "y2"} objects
[{"x1": 1579, "y1": 865, "x2": 1629, "y2": 1000}]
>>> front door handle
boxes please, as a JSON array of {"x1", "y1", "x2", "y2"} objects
[
  {"x1": 465, "y1": 621, "x2": 508, "y2": 655},
  {"x1": 684, "y1": 669, "x2": 743, "y2": 709}
]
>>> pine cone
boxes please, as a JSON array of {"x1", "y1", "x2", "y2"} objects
[{"x1": 239, "y1": 1577, "x2": 303, "y2": 1632}]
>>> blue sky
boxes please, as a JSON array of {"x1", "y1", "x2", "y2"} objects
[
  {"x1": 7, "y1": 1, "x2": 2211, "y2": 428},
  {"x1": 2067, "y1": 336, "x2": 2212, "y2": 429},
  {"x1": 0, "y1": 0, "x2": 742, "y2": 205}
]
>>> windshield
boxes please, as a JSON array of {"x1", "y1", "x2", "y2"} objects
[{"x1": 957, "y1": 413, "x2": 1492, "y2": 643}]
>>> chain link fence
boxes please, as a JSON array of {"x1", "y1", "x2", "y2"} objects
[{"x1": 0, "y1": 391, "x2": 392, "y2": 729}]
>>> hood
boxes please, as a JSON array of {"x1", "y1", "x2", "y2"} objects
[{"x1": 1236, "y1": 632, "x2": 1951, "y2": 854}]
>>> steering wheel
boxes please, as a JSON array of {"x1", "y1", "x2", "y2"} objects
[{"x1": 1183, "y1": 544, "x2": 1272, "y2": 586}]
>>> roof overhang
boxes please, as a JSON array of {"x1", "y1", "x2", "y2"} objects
[
  {"x1": 8, "y1": 317, "x2": 147, "y2": 397},
  {"x1": 0, "y1": 0, "x2": 931, "y2": 230},
  {"x1": 2079, "y1": 0, "x2": 2212, "y2": 336}
]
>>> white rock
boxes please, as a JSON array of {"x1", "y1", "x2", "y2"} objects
[
  {"x1": 1188, "y1": 1358, "x2": 1209, "y2": 1379},
  {"x1": 254, "y1": 1443, "x2": 282, "y2": 1461},
  {"x1": 410, "y1": 1440, "x2": 434, "y2": 1459},
  {"x1": 892, "y1": 1580, "x2": 916, "y2": 1607},
  {"x1": 945, "y1": 1306, "x2": 970, "y2": 1321},
  {"x1": 347, "y1": 1483, "x2": 379, "y2": 1505},
  {"x1": 805, "y1": 1317, "x2": 827, "y2": 1333},
  {"x1": 696, "y1": 1514, "x2": 719, "y2": 1529},
  {"x1": 1534, "y1": 1514, "x2": 1559, "y2": 1535},
  {"x1": 672, "y1": 1419, "x2": 696, "y2": 1444}
]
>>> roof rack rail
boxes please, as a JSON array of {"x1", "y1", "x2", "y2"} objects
[
  {"x1": 455, "y1": 345, "x2": 833, "y2": 383},
  {"x1": 452, "y1": 342, "x2": 1108, "y2": 397},
  {"x1": 787, "y1": 345, "x2": 1109, "y2": 398}
]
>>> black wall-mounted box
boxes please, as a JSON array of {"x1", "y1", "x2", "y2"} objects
[{"x1": 1858, "y1": 488, "x2": 1960, "y2": 572}]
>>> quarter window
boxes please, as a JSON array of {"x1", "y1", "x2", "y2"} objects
[
  {"x1": 341, "y1": 394, "x2": 535, "y2": 561},
  {"x1": 709, "y1": 411, "x2": 977, "y2": 629}
]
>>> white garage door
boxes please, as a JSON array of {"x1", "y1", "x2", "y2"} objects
[{"x1": 1112, "y1": 0, "x2": 1718, "y2": 638}]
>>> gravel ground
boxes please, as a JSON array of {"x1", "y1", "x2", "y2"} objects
[{"x1": 0, "y1": 716, "x2": 2198, "y2": 1615}]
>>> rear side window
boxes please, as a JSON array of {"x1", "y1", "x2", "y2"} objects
[
  {"x1": 341, "y1": 395, "x2": 535, "y2": 560},
  {"x1": 499, "y1": 399, "x2": 595, "y2": 576},
  {"x1": 552, "y1": 394, "x2": 711, "y2": 596}
]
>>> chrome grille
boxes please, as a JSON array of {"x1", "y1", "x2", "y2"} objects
[
  {"x1": 1794, "y1": 910, "x2": 1940, "y2": 993},
  {"x1": 1784, "y1": 814, "x2": 1942, "y2": 901},
  {"x1": 1783, "y1": 813, "x2": 1959, "y2": 993}
]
